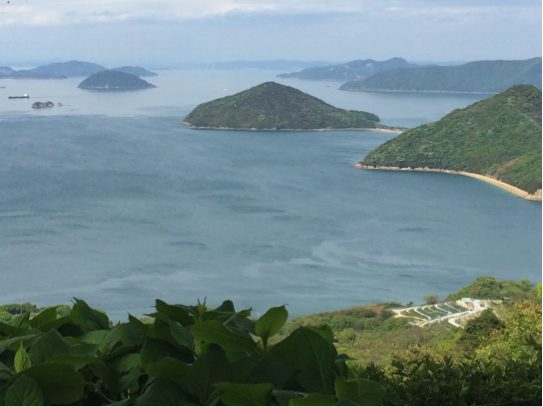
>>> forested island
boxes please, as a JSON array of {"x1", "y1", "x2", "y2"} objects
[
  {"x1": 183, "y1": 82, "x2": 382, "y2": 130},
  {"x1": 277, "y1": 57, "x2": 418, "y2": 81},
  {"x1": 0, "y1": 60, "x2": 107, "y2": 79},
  {"x1": 358, "y1": 85, "x2": 542, "y2": 200},
  {"x1": 340, "y1": 57, "x2": 542, "y2": 93},
  {"x1": 78, "y1": 70, "x2": 156, "y2": 90},
  {"x1": 0, "y1": 276, "x2": 540, "y2": 405}
]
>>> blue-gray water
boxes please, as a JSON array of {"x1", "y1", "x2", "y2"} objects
[{"x1": 0, "y1": 71, "x2": 541, "y2": 320}]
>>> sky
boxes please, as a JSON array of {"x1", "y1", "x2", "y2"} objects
[{"x1": 1, "y1": 0, "x2": 541, "y2": 67}]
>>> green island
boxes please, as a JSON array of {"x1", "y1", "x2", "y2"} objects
[
  {"x1": 0, "y1": 276, "x2": 540, "y2": 405},
  {"x1": 182, "y1": 82, "x2": 384, "y2": 131},
  {"x1": 339, "y1": 57, "x2": 542, "y2": 94},
  {"x1": 78, "y1": 71, "x2": 156, "y2": 91},
  {"x1": 276, "y1": 57, "x2": 418, "y2": 81},
  {"x1": 358, "y1": 85, "x2": 542, "y2": 199}
]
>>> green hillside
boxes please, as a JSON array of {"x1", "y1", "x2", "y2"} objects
[
  {"x1": 340, "y1": 58, "x2": 542, "y2": 93},
  {"x1": 277, "y1": 57, "x2": 418, "y2": 81},
  {"x1": 111, "y1": 66, "x2": 158, "y2": 77},
  {"x1": 182, "y1": 82, "x2": 380, "y2": 130},
  {"x1": 360, "y1": 85, "x2": 542, "y2": 194},
  {"x1": 78, "y1": 70, "x2": 156, "y2": 90}
]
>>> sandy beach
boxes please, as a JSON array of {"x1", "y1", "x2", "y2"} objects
[
  {"x1": 181, "y1": 122, "x2": 405, "y2": 133},
  {"x1": 355, "y1": 164, "x2": 542, "y2": 201}
]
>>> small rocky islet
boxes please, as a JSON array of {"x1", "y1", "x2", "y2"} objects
[{"x1": 182, "y1": 81, "x2": 382, "y2": 131}]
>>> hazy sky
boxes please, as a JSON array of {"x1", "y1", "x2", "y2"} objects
[{"x1": 1, "y1": 0, "x2": 541, "y2": 67}]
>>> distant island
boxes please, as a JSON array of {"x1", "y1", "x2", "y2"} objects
[
  {"x1": 0, "y1": 61, "x2": 158, "y2": 80},
  {"x1": 182, "y1": 82, "x2": 385, "y2": 131},
  {"x1": 277, "y1": 57, "x2": 418, "y2": 81},
  {"x1": 357, "y1": 85, "x2": 542, "y2": 200},
  {"x1": 78, "y1": 70, "x2": 156, "y2": 91},
  {"x1": 111, "y1": 66, "x2": 158, "y2": 77},
  {"x1": 340, "y1": 58, "x2": 542, "y2": 93}
]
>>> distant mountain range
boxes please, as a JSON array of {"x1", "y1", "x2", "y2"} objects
[
  {"x1": 340, "y1": 58, "x2": 542, "y2": 93},
  {"x1": 194, "y1": 60, "x2": 337, "y2": 71},
  {"x1": 277, "y1": 57, "x2": 419, "y2": 81},
  {"x1": 0, "y1": 61, "x2": 158, "y2": 79}
]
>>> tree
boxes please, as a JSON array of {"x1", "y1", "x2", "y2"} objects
[{"x1": 423, "y1": 294, "x2": 438, "y2": 305}]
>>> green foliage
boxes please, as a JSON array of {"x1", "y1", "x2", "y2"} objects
[
  {"x1": 361, "y1": 85, "x2": 542, "y2": 193},
  {"x1": 446, "y1": 276, "x2": 538, "y2": 301},
  {"x1": 422, "y1": 294, "x2": 438, "y2": 305},
  {"x1": 183, "y1": 82, "x2": 380, "y2": 130},
  {"x1": 340, "y1": 57, "x2": 542, "y2": 93},
  {"x1": 459, "y1": 309, "x2": 505, "y2": 349}
]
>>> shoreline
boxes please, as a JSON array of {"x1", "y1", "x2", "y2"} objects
[
  {"x1": 355, "y1": 164, "x2": 542, "y2": 201},
  {"x1": 181, "y1": 122, "x2": 404, "y2": 133}
]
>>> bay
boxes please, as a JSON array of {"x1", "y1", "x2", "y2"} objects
[{"x1": 0, "y1": 70, "x2": 540, "y2": 320}]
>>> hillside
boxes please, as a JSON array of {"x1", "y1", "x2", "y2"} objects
[
  {"x1": 182, "y1": 81, "x2": 380, "y2": 130},
  {"x1": 111, "y1": 66, "x2": 158, "y2": 76},
  {"x1": 277, "y1": 57, "x2": 418, "y2": 81},
  {"x1": 340, "y1": 57, "x2": 542, "y2": 93},
  {"x1": 78, "y1": 70, "x2": 156, "y2": 90},
  {"x1": 20, "y1": 60, "x2": 106, "y2": 78},
  {"x1": 359, "y1": 85, "x2": 542, "y2": 195}
]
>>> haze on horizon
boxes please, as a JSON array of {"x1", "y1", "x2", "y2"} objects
[{"x1": 1, "y1": 0, "x2": 541, "y2": 67}]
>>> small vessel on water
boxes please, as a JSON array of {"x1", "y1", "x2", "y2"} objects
[{"x1": 8, "y1": 94, "x2": 29, "y2": 99}]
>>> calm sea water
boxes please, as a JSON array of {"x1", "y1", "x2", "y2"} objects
[{"x1": 0, "y1": 71, "x2": 540, "y2": 320}]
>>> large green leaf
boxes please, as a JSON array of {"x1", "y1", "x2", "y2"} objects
[
  {"x1": 155, "y1": 299, "x2": 194, "y2": 326},
  {"x1": 255, "y1": 306, "x2": 288, "y2": 348},
  {"x1": 270, "y1": 327, "x2": 336, "y2": 394},
  {"x1": 70, "y1": 299, "x2": 109, "y2": 331},
  {"x1": 103, "y1": 323, "x2": 145, "y2": 352},
  {"x1": 146, "y1": 357, "x2": 190, "y2": 378},
  {"x1": 135, "y1": 378, "x2": 190, "y2": 406},
  {"x1": 232, "y1": 355, "x2": 294, "y2": 388},
  {"x1": 0, "y1": 321, "x2": 27, "y2": 336},
  {"x1": 15, "y1": 343, "x2": 32, "y2": 373},
  {"x1": 169, "y1": 320, "x2": 195, "y2": 350},
  {"x1": 215, "y1": 382, "x2": 273, "y2": 406},
  {"x1": 28, "y1": 329, "x2": 71, "y2": 364},
  {"x1": 187, "y1": 344, "x2": 232, "y2": 404},
  {"x1": 47, "y1": 355, "x2": 99, "y2": 371},
  {"x1": 107, "y1": 353, "x2": 141, "y2": 372},
  {"x1": 289, "y1": 393, "x2": 336, "y2": 406},
  {"x1": 334, "y1": 377, "x2": 386, "y2": 406},
  {"x1": 141, "y1": 337, "x2": 190, "y2": 366},
  {"x1": 5, "y1": 375, "x2": 44, "y2": 406},
  {"x1": 11, "y1": 363, "x2": 84, "y2": 405},
  {"x1": 8, "y1": 312, "x2": 31, "y2": 328},
  {"x1": 189, "y1": 320, "x2": 256, "y2": 353},
  {"x1": 29, "y1": 307, "x2": 58, "y2": 329}
]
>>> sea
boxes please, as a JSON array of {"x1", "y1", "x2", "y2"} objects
[{"x1": 0, "y1": 70, "x2": 541, "y2": 321}]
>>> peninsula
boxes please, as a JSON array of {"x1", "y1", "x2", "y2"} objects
[
  {"x1": 182, "y1": 82, "x2": 382, "y2": 130},
  {"x1": 277, "y1": 57, "x2": 418, "y2": 81},
  {"x1": 78, "y1": 70, "x2": 156, "y2": 90},
  {"x1": 340, "y1": 57, "x2": 542, "y2": 94},
  {"x1": 357, "y1": 85, "x2": 542, "y2": 200}
]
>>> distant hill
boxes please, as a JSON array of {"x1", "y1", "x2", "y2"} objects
[
  {"x1": 340, "y1": 58, "x2": 542, "y2": 93},
  {"x1": 196, "y1": 60, "x2": 335, "y2": 71},
  {"x1": 359, "y1": 85, "x2": 542, "y2": 195},
  {"x1": 111, "y1": 66, "x2": 158, "y2": 77},
  {"x1": 78, "y1": 70, "x2": 156, "y2": 90},
  {"x1": 277, "y1": 58, "x2": 418, "y2": 81},
  {"x1": 0, "y1": 66, "x2": 17, "y2": 78},
  {"x1": 0, "y1": 60, "x2": 107, "y2": 79},
  {"x1": 23, "y1": 60, "x2": 106, "y2": 77},
  {"x1": 182, "y1": 82, "x2": 380, "y2": 130}
]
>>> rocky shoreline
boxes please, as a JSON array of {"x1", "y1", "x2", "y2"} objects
[
  {"x1": 355, "y1": 164, "x2": 542, "y2": 201},
  {"x1": 181, "y1": 122, "x2": 405, "y2": 133}
]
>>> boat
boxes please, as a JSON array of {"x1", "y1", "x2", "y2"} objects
[{"x1": 8, "y1": 94, "x2": 29, "y2": 99}]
